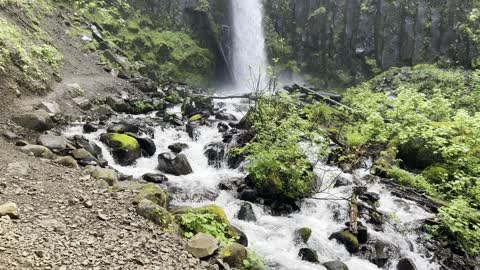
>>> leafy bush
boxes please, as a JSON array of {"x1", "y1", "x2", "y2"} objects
[
  {"x1": 243, "y1": 250, "x2": 265, "y2": 270},
  {"x1": 179, "y1": 212, "x2": 234, "y2": 244}
]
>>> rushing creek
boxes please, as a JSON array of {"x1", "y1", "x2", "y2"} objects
[{"x1": 64, "y1": 98, "x2": 440, "y2": 270}]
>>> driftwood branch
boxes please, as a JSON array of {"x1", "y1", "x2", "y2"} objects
[{"x1": 284, "y1": 84, "x2": 356, "y2": 112}]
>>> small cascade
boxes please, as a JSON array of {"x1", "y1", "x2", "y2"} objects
[
  {"x1": 64, "y1": 98, "x2": 441, "y2": 270},
  {"x1": 231, "y1": 0, "x2": 269, "y2": 91}
]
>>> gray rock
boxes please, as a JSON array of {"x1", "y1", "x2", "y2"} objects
[
  {"x1": 12, "y1": 110, "x2": 53, "y2": 131},
  {"x1": 323, "y1": 261, "x2": 349, "y2": 270},
  {"x1": 39, "y1": 101, "x2": 61, "y2": 115},
  {"x1": 218, "y1": 243, "x2": 248, "y2": 268},
  {"x1": 66, "y1": 83, "x2": 85, "y2": 98},
  {"x1": 37, "y1": 135, "x2": 68, "y2": 150},
  {"x1": 136, "y1": 199, "x2": 172, "y2": 228},
  {"x1": 237, "y1": 202, "x2": 256, "y2": 222},
  {"x1": 88, "y1": 167, "x2": 118, "y2": 186},
  {"x1": 168, "y1": 143, "x2": 189, "y2": 153},
  {"x1": 186, "y1": 232, "x2": 219, "y2": 259},
  {"x1": 73, "y1": 97, "x2": 92, "y2": 110},
  {"x1": 2, "y1": 131, "x2": 20, "y2": 140},
  {"x1": 396, "y1": 258, "x2": 418, "y2": 270},
  {"x1": 72, "y1": 148, "x2": 94, "y2": 160},
  {"x1": 54, "y1": 156, "x2": 79, "y2": 169},
  {"x1": 0, "y1": 202, "x2": 19, "y2": 219},
  {"x1": 157, "y1": 152, "x2": 193, "y2": 176},
  {"x1": 142, "y1": 173, "x2": 168, "y2": 184},
  {"x1": 298, "y1": 248, "x2": 319, "y2": 263},
  {"x1": 20, "y1": 145, "x2": 55, "y2": 159}
]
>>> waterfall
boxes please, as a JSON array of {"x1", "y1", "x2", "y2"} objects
[{"x1": 231, "y1": 0, "x2": 269, "y2": 90}]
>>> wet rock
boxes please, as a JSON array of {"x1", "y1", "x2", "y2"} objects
[
  {"x1": 136, "y1": 137, "x2": 156, "y2": 157},
  {"x1": 20, "y1": 145, "x2": 55, "y2": 159},
  {"x1": 232, "y1": 226, "x2": 248, "y2": 247},
  {"x1": 329, "y1": 230, "x2": 360, "y2": 253},
  {"x1": 219, "y1": 243, "x2": 248, "y2": 268},
  {"x1": 135, "y1": 184, "x2": 168, "y2": 208},
  {"x1": 298, "y1": 248, "x2": 319, "y2": 263},
  {"x1": 237, "y1": 202, "x2": 256, "y2": 222},
  {"x1": 217, "y1": 122, "x2": 229, "y2": 133},
  {"x1": 0, "y1": 202, "x2": 19, "y2": 219},
  {"x1": 142, "y1": 173, "x2": 168, "y2": 184},
  {"x1": 107, "y1": 122, "x2": 139, "y2": 134},
  {"x1": 167, "y1": 184, "x2": 218, "y2": 202},
  {"x1": 186, "y1": 122, "x2": 200, "y2": 141},
  {"x1": 73, "y1": 135, "x2": 103, "y2": 158},
  {"x1": 360, "y1": 240, "x2": 400, "y2": 267},
  {"x1": 94, "y1": 105, "x2": 115, "y2": 119},
  {"x1": 37, "y1": 135, "x2": 68, "y2": 150},
  {"x1": 106, "y1": 96, "x2": 130, "y2": 112},
  {"x1": 204, "y1": 142, "x2": 225, "y2": 168},
  {"x1": 359, "y1": 192, "x2": 380, "y2": 206},
  {"x1": 187, "y1": 233, "x2": 219, "y2": 259},
  {"x1": 83, "y1": 123, "x2": 98, "y2": 133},
  {"x1": 323, "y1": 261, "x2": 349, "y2": 270},
  {"x1": 239, "y1": 189, "x2": 258, "y2": 203},
  {"x1": 12, "y1": 110, "x2": 53, "y2": 131},
  {"x1": 54, "y1": 156, "x2": 79, "y2": 169},
  {"x1": 100, "y1": 133, "x2": 141, "y2": 166},
  {"x1": 168, "y1": 143, "x2": 189, "y2": 153},
  {"x1": 215, "y1": 112, "x2": 237, "y2": 121},
  {"x1": 396, "y1": 258, "x2": 417, "y2": 270},
  {"x1": 136, "y1": 199, "x2": 173, "y2": 228},
  {"x1": 157, "y1": 152, "x2": 193, "y2": 175},
  {"x1": 218, "y1": 178, "x2": 243, "y2": 191},
  {"x1": 334, "y1": 176, "x2": 352, "y2": 187},
  {"x1": 294, "y1": 227, "x2": 312, "y2": 244}
]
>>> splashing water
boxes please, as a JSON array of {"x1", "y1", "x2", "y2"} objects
[{"x1": 64, "y1": 100, "x2": 440, "y2": 270}]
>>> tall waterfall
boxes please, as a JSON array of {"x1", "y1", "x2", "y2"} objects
[{"x1": 231, "y1": 0, "x2": 269, "y2": 90}]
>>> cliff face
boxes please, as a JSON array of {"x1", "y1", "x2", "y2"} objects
[{"x1": 264, "y1": 0, "x2": 476, "y2": 87}]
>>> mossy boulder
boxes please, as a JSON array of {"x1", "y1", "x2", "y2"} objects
[
  {"x1": 329, "y1": 230, "x2": 360, "y2": 253},
  {"x1": 294, "y1": 227, "x2": 312, "y2": 244},
  {"x1": 136, "y1": 199, "x2": 173, "y2": 229},
  {"x1": 219, "y1": 243, "x2": 248, "y2": 268},
  {"x1": 54, "y1": 156, "x2": 79, "y2": 169},
  {"x1": 135, "y1": 183, "x2": 168, "y2": 208},
  {"x1": 20, "y1": 145, "x2": 55, "y2": 159},
  {"x1": 100, "y1": 133, "x2": 140, "y2": 166},
  {"x1": 323, "y1": 261, "x2": 349, "y2": 270},
  {"x1": 88, "y1": 166, "x2": 118, "y2": 186}
]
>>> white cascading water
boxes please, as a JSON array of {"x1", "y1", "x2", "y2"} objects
[
  {"x1": 64, "y1": 100, "x2": 440, "y2": 270},
  {"x1": 231, "y1": 0, "x2": 269, "y2": 91}
]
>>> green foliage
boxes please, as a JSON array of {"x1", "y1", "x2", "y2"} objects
[
  {"x1": 433, "y1": 199, "x2": 480, "y2": 256},
  {"x1": 242, "y1": 250, "x2": 265, "y2": 270},
  {"x1": 32, "y1": 44, "x2": 63, "y2": 71},
  {"x1": 179, "y1": 212, "x2": 234, "y2": 244},
  {"x1": 241, "y1": 93, "x2": 328, "y2": 200}
]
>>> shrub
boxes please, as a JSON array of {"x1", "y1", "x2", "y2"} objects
[{"x1": 179, "y1": 212, "x2": 234, "y2": 244}]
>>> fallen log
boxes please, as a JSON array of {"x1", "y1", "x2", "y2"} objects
[{"x1": 284, "y1": 84, "x2": 355, "y2": 112}]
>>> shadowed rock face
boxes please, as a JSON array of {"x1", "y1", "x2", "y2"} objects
[{"x1": 264, "y1": 0, "x2": 475, "y2": 86}]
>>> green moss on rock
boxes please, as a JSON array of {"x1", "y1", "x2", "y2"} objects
[
  {"x1": 135, "y1": 183, "x2": 168, "y2": 208},
  {"x1": 295, "y1": 227, "x2": 312, "y2": 244}
]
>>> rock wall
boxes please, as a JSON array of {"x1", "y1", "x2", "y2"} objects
[{"x1": 264, "y1": 0, "x2": 475, "y2": 87}]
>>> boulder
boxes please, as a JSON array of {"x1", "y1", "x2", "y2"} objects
[
  {"x1": 298, "y1": 248, "x2": 319, "y2": 263},
  {"x1": 106, "y1": 96, "x2": 130, "y2": 112},
  {"x1": 37, "y1": 135, "x2": 68, "y2": 150},
  {"x1": 329, "y1": 230, "x2": 360, "y2": 253},
  {"x1": 136, "y1": 137, "x2": 156, "y2": 157},
  {"x1": 0, "y1": 202, "x2": 19, "y2": 219},
  {"x1": 39, "y1": 101, "x2": 61, "y2": 115},
  {"x1": 73, "y1": 135, "x2": 103, "y2": 158},
  {"x1": 396, "y1": 258, "x2": 418, "y2": 270},
  {"x1": 135, "y1": 183, "x2": 168, "y2": 208},
  {"x1": 323, "y1": 261, "x2": 349, "y2": 270},
  {"x1": 66, "y1": 83, "x2": 85, "y2": 98},
  {"x1": 12, "y1": 110, "x2": 52, "y2": 131},
  {"x1": 94, "y1": 105, "x2": 115, "y2": 119},
  {"x1": 72, "y1": 148, "x2": 94, "y2": 160},
  {"x1": 2, "y1": 131, "x2": 20, "y2": 140},
  {"x1": 89, "y1": 167, "x2": 118, "y2": 186},
  {"x1": 239, "y1": 189, "x2": 258, "y2": 203},
  {"x1": 360, "y1": 240, "x2": 400, "y2": 267},
  {"x1": 83, "y1": 123, "x2": 98, "y2": 133},
  {"x1": 54, "y1": 156, "x2": 79, "y2": 169},
  {"x1": 219, "y1": 243, "x2": 248, "y2": 268},
  {"x1": 20, "y1": 145, "x2": 55, "y2": 159},
  {"x1": 136, "y1": 199, "x2": 173, "y2": 228},
  {"x1": 204, "y1": 142, "x2": 225, "y2": 168},
  {"x1": 157, "y1": 152, "x2": 193, "y2": 175},
  {"x1": 106, "y1": 122, "x2": 139, "y2": 134},
  {"x1": 232, "y1": 226, "x2": 248, "y2": 247},
  {"x1": 334, "y1": 176, "x2": 352, "y2": 187},
  {"x1": 294, "y1": 227, "x2": 312, "y2": 244},
  {"x1": 142, "y1": 173, "x2": 168, "y2": 184},
  {"x1": 215, "y1": 112, "x2": 237, "y2": 121},
  {"x1": 130, "y1": 77, "x2": 156, "y2": 92},
  {"x1": 217, "y1": 122, "x2": 229, "y2": 133},
  {"x1": 187, "y1": 233, "x2": 219, "y2": 259},
  {"x1": 73, "y1": 97, "x2": 92, "y2": 110},
  {"x1": 168, "y1": 143, "x2": 189, "y2": 153},
  {"x1": 100, "y1": 133, "x2": 141, "y2": 166},
  {"x1": 237, "y1": 202, "x2": 256, "y2": 222},
  {"x1": 186, "y1": 122, "x2": 200, "y2": 141}
]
